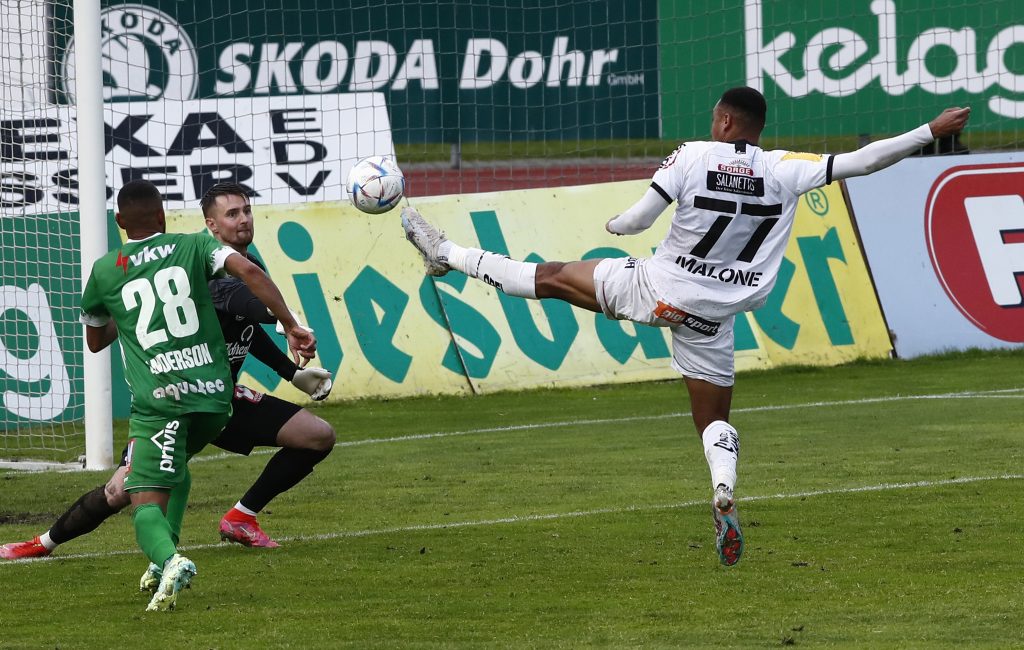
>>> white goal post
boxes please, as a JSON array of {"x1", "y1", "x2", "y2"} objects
[
  {"x1": 75, "y1": 0, "x2": 114, "y2": 471},
  {"x1": 0, "y1": 0, "x2": 111, "y2": 470}
]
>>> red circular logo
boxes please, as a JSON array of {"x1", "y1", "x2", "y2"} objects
[{"x1": 925, "y1": 163, "x2": 1024, "y2": 342}]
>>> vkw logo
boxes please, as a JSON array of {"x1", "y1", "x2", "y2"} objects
[
  {"x1": 63, "y1": 4, "x2": 197, "y2": 102},
  {"x1": 925, "y1": 163, "x2": 1024, "y2": 342}
]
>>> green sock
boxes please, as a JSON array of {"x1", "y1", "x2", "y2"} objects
[
  {"x1": 165, "y1": 468, "x2": 192, "y2": 546},
  {"x1": 132, "y1": 503, "x2": 176, "y2": 568}
]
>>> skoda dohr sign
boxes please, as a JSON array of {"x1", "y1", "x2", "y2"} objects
[{"x1": 925, "y1": 163, "x2": 1024, "y2": 342}]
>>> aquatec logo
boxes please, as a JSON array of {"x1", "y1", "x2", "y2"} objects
[
  {"x1": 925, "y1": 163, "x2": 1024, "y2": 342},
  {"x1": 63, "y1": 4, "x2": 198, "y2": 102}
]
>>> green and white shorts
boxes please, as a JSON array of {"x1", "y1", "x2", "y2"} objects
[{"x1": 123, "y1": 411, "x2": 230, "y2": 492}]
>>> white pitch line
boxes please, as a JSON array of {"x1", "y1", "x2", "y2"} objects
[
  {"x1": 3, "y1": 473, "x2": 1021, "y2": 568},
  {"x1": 4, "y1": 388, "x2": 1017, "y2": 474},
  {"x1": 184, "y1": 387, "x2": 1024, "y2": 464}
]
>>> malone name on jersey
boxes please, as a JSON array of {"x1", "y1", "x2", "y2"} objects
[{"x1": 674, "y1": 256, "x2": 764, "y2": 287}]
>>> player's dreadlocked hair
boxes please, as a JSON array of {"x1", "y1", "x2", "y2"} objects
[
  {"x1": 200, "y1": 182, "x2": 252, "y2": 217},
  {"x1": 718, "y1": 87, "x2": 767, "y2": 131}
]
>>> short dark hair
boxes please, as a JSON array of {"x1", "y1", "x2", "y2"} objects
[
  {"x1": 200, "y1": 182, "x2": 251, "y2": 217},
  {"x1": 718, "y1": 86, "x2": 767, "y2": 130},
  {"x1": 116, "y1": 179, "x2": 163, "y2": 224}
]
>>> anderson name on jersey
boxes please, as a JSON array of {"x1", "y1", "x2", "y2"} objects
[{"x1": 647, "y1": 139, "x2": 834, "y2": 320}]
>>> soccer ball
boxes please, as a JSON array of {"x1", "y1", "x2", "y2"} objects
[{"x1": 347, "y1": 156, "x2": 405, "y2": 214}]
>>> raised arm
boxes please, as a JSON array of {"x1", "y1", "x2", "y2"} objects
[
  {"x1": 248, "y1": 325, "x2": 299, "y2": 380},
  {"x1": 209, "y1": 277, "x2": 278, "y2": 324},
  {"x1": 222, "y1": 253, "x2": 316, "y2": 365},
  {"x1": 249, "y1": 325, "x2": 334, "y2": 400},
  {"x1": 605, "y1": 186, "x2": 672, "y2": 236},
  {"x1": 831, "y1": 107, "x2": 971, "y2": 181}
]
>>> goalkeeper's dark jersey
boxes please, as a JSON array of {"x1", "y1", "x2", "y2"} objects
[{"x1": 208, "y1": 253, "x2": 297, "y2": 384}]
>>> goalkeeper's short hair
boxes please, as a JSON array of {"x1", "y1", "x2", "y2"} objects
[{"x1": 200, "y1": 182, "x2": 252, "y2": 217}]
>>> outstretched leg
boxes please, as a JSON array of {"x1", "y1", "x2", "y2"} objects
[
  {"x1": 0, "y1": 466, "x2": 130, "y2": 560},
  {"x1": 402, "y1": 206, "x2": 605, "y2": 311},
  {"x1": 404, "y1": 205, "x2": 743, "y2": 564}
]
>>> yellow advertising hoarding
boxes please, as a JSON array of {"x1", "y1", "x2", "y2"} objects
[{"x1": 156, "y1": 179, "x2": 890, "y2": 402}]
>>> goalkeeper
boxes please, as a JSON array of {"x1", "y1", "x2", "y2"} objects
[{"x1": 2, "y1": 183, "x2": 336, "y2": 568}]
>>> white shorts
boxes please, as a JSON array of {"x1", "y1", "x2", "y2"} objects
[{"x1": 593, "y1": 257, "x2": 735, "y2": 386}]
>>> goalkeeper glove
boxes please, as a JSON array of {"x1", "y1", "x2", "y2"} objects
[{"x1": 290, "y1": 367, "x2": 333, "y2": 401}]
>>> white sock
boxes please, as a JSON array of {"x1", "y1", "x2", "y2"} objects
[
  {"x1": 39, "y1": 531, "x2": 57, "y2": 551},
  {"x1": 443, "y1": 242, "x2": 537, "y2": 299},
  {"x1": 438, "y1": 240, "x2": 457, "y2": 266},
  {"x1": 702, "y1": 420, "x2": 739, "y2": 491},
  {"x1": 232, "y1": 502, "x2": 258, "y2": 517}
]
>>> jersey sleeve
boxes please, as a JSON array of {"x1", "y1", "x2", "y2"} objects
[
  {"x1": 211, "y1": 246, "x2": 237, "y2": 275},
  {"x1": 773, "y1": 151, "x2": 834, "y2": 195},
  {"x1": 650, "y1": 143, "x2": 693, "y2": 202},
  {"x1": 209, "y1": 277, "x2": 277, "y2": 323},
  {"x1": 249, "y1": 325, "x2": 298, "y2": 381},
  {"x1": 192, "y1": 232, "x2": 238, "y2": 277},
  {"x1": 79, "y1": 267, "x2": 111, "y2": 327}
]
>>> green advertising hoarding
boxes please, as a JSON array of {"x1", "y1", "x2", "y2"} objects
[
  {"x1": 50, "y1": 0, "x2": 660, "y2": 144},
  {"x1": 0, "y1": 214, "x2": 83, "y2": 435},
  {"x1": 661, "y1": 0, "x2": 1024, "y2": 141}
]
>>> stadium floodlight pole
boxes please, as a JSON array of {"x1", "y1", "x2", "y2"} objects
[{"x1": 74, "y1": 0, "x2": 113, "y2": 470}]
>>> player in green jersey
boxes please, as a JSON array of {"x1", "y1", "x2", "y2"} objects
[{"x1": 80, "y1": 179, "x2": 316, "y2": 611}]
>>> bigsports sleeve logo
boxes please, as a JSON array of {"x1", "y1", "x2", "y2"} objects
[{"x1": 925, "y1": 163, "x2": 1024, "y2": 342}]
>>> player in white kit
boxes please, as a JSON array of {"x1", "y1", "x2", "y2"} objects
[{"x1": 402, "y1": 87, "x2": 970, "y2": 566}]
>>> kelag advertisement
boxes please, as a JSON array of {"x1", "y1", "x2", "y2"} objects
[{"x1": 661, "y1": 0, "x2": 1024, "y2": 139}]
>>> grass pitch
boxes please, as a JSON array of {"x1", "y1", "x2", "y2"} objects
[{"x1": 1, "y1": 349, "x2": 1022, "y2": 648}]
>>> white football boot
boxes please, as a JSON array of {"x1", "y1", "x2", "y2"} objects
[
  {"x1": 401, "y1": 206, "x2": 450, "y2": 277},
  {"x1": 712, "y1": 484, "x2": 744, "y2": 566},
  {"x1": 145, "y1": 554, "x2": 196, "y2": 611},
  {"x1": 139, "y1": 562, "x2": 162, "y2": 593}
]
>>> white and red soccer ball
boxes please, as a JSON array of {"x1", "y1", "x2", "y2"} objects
[{"x1": 347, "y1": 156, "x2": 405, "y2": 214}]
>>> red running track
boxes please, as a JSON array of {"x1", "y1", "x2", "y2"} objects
[{"x1": 403, "y1": 162, "x2": 655, "y2": 197}]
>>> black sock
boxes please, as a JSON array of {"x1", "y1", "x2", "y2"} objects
[
  {"x1": 239, "y1": 447, "x2": 331, "y2": 513},
  {"x1": 49, "y1": 485, "x2": 121, "y2": 545}
]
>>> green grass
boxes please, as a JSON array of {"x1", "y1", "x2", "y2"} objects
[
  {"x1": 1, "y1": 349, "x2": 1023, "y2": 648},
  {"x1": 0, "y1": 422, "x2": 86, "y2": 465}
]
